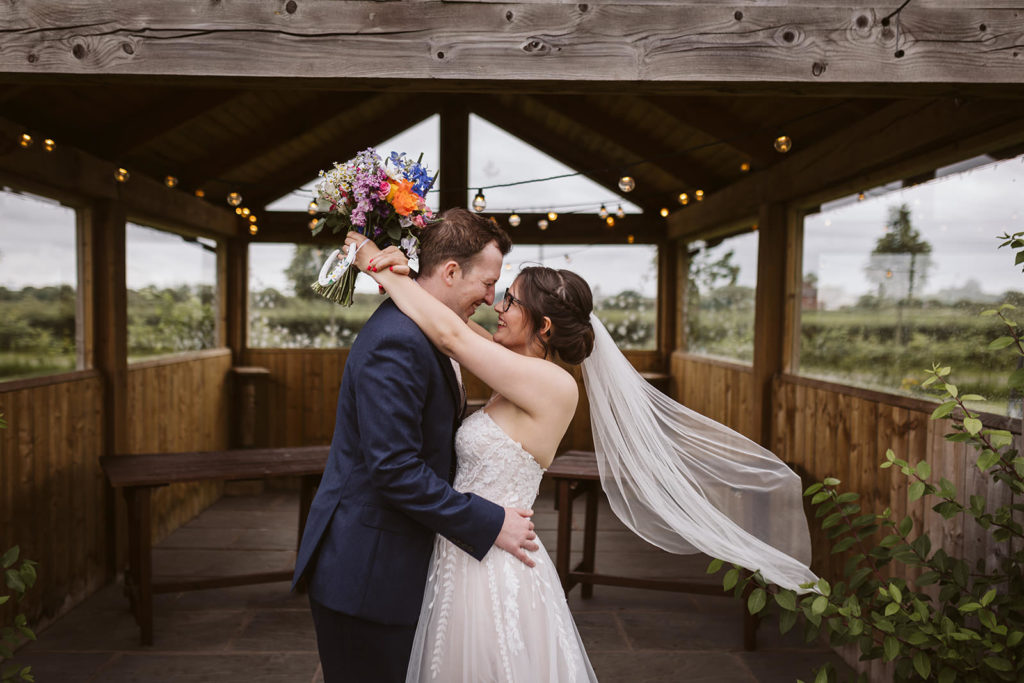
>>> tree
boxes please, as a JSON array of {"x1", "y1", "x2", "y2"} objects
[
  {"x1": 284, "y1": 245, "x2": 326, "y2": 300},
  {"x1": 865, "y1": 204, "x2": 933, "y2": 302}
]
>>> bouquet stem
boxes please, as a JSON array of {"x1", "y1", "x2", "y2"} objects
[{"x1": 310, "y1": 267, "x2": 358, "y2": 306}]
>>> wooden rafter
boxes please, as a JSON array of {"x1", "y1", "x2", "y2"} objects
[
  {"x1": 177, "y1": 92, "x2": 389, "y2": 187},
  {"x1": 3, "y1": 3, "x2": 1023, "y2": 90},
  {"x1": 471, "y1": 96, "x2": 659, "y2": 214},
  {"x1": 106, "y1": 90, "x2": 242, "y2": 158},
  {"x1": 641, "y1": 97, "x2": 776, "y2": 168},
  {"x1": 244, "y1": 95, "x2": 436, "y2": 208}
]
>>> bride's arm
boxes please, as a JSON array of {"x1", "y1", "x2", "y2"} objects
[{"x1": 351, "y1": 235, "x2": 576, "y2": 419}]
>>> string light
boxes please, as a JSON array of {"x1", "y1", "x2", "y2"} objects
[
  {"x1": 659, "y1": 208, "x2": 669, "y2": 218},
  {"x1": 235, "y1": 207, "x2": 243, "y2": 215},
  {"x1": 858, "y1": 191, "x2": 866, "y2": 201},
  {"x1": 194, "y1": 189, "x2": 206, "y2": 198},
  {"x1": 43, "y1": 138, "x2": 56, "y2": 152},
  {"x1": 249, "y1": 223, "x2": 259, "y2": 235},
  {"x1": 615, "y1": 205, "x2": 625, "y2": 219},
  {"x1": 308, "y1": 218, "x2": 319, "y2": 230},
  {"x1": 627, "y1": 235, "x2": 635, "y2": 244},
  {"x1": 774, "y1": 135, "x2": 793, "y2": 153},
  {"x1": 678, "y1": 192, "x2": 689, "y2": 206},
  {"x1": 307, "y1": 201, "x2": 318, "y2": 215},
  {"x1": 598, "y1": 204, "x2": 609, "y2": 219},
  {"x1": 241, "y1": 207, "x2": 251, "y2": 217},
  {"x1": 472, "y1": 189, "x2": 486, "y2": 212},
  {"x1": 19, "y1": 133, "x2": 32, "y2": 148},
  {"x1": 617, "y1": 175, "x2": 636, "y2": 193},
  {"x1": 547, "y1": 211, "x2": 558, "y2": 221},
  {"x1": 885, "y1": 269, "x2": 893, "y2": 278},
  {"x1": 538, "y1": 218, "x2": 549, "y2": 231},
  {"x1": 695, "y1": 189, "x2": 705, "y2": 202},
  {"x1": 163, "y1": 175, "x2": 178, "y2": 188},
  {"x1": 508, "y1": 211, "x2": 521, "y2": 227},
  {"x1": 226, "y1": 192, "x2": 243, "y2": 207},
  {"x1": 605, "y1": 216, "x2": 615, "y2": 228},
  {"x1": 740, "y1": 162, "x2": 751, "y2": 172},
  {"x1": 114, "y1": 168, "x2": 129, "y2": 183},
  {"x1": 248, "y1": 215, "x2": 258, "y2": 223}
]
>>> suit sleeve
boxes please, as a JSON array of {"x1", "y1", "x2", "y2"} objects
[{"x1": 354, "y1": 332, "x2": 504, "y2": 561}]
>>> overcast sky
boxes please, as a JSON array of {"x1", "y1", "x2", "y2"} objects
[{"x1": 2, "y1": 123, "x2": 1022, "y2": 302}]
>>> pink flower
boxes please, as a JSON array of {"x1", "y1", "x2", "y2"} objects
[{"x1": 412, "y1": 214, "x2": 426, "y2": 228}]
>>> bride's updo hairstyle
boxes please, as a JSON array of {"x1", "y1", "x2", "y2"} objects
[{"x1": 514, "y1": 267, "x2": 595, "y2": 365}]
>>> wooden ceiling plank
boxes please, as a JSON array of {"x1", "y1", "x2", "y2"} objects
[
  {"x1": 472, "y1": 97, "x2": 659, "y2": 214},
  {"x1": 642, "y1": 96, "x2": 776, "y2": 167},
  {"x1": 106, "y1": 90, "x2": 242, "y2": 157},
  {"x1": 4, "y1": 4, "x2": 1022, "y2": 87},
  {"x1": 667, "y1": 99, "x2": 1024, "y2": 240}
]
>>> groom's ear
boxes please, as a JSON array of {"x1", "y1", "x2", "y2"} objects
[{"x1": 441, "y1": 260, "x2": 461, "y2": 286}]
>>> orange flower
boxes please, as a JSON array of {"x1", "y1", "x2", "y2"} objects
[{"x1": 388, "y1": 179, "x2": 420, "y2": 216}]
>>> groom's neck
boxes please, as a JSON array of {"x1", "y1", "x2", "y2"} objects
[{"x1": 414, "y1": 275, "x2": 462, "y2": 318}]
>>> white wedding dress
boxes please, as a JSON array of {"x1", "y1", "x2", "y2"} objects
[{"x1": 405, "y1": 410, "x2": 598, "y2": 682}]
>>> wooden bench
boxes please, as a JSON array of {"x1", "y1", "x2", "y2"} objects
[
  {"x1": 546, "y1": 449, "x2": 759, "y2": 650},
  {"x1": 100, "y1": 446, "x2": 328, "y2": 645}
]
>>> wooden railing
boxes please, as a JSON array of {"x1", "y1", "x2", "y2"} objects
[{"x1": 671, "y1": 351, "x2": 756, "y2": 441}]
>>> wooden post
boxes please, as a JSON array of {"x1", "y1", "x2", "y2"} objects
[
  {"x1": 439, "y1": 99, "x2": 470, "y2": 212},
  {"x1": 677, "y1": 241, "x2": 690, "y2": 353},
  {"x1": 751, "y1": 203, "x2": 795, "y2": 449},
  {"x1": 657, "y1": 241, "x2": 678, "y2": 365},
  {"x1": 222, "y1": 238, "x2": 248, "y2": 361},
  {"x1": 86, "y1": 199, "x2": 129, "y2": 577}
]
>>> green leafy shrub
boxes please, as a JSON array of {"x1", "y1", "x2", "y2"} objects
[{"x1": 708, "y1": 236, "x2": 1024, "y2": 682}]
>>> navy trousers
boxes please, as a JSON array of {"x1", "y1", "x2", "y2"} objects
[{"x1": 309, "y1": 597, "x2": 416, "y2": 683}]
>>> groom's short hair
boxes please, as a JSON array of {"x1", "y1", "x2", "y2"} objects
[{"x1": 418, "y1": 207, "x2": 512, "y2": 277}]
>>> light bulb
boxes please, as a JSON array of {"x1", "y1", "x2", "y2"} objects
[
  {"x1": 472, "y1": 189, "x2": 486, "y2": 212},
  {"x1": 616, "y1": 205, "x2": 625, "y2": 219},
  {"x1": 678, "y1": 193, "x2": 689, "y2": 206},
  {"x1": 547, "y1": 211, "x2": 558, "y2": 221},
  {"x1": 618, "y1": 175, "x2": 636, "y2": 192},
  {"x1": 627, "y1": 234, "x2": 635, "y2": 244},
  {"x1": 508, "y1": 212, "x2": 521, "y2": 227},
  {"x1": 43, "y1": 138, "x2": 56, "y2": 152},
  {"x1": 308, "y1": 218, "x2": 319, "y2": 230},
  {"x1": 885, "y1": 269, "x2": 893, "y2": 278},
  {"x1": 774, "y1": 135, "x2": 792, "y2": 153},
  {"x1": 248, "y1": 215, "x2": 257, "y2": 223},
  {"x1": 605, "y1": 216, "x2": 615, "y2": 228},
  {"x1": 249, "y1": 224, "x2": 259, "y2": 235},
  {"x1": 307, "y1": 200, "x2": 318, "y2": 215},
  {"x1": 114, "y1": 168, "x2": 129, "y2": 183},
  {"x1": 599, "y1": 204, "x2": 608, "y2": 219},
  {"x1": 227, "y1": 192, "x2": 243, "y2": 207},
  {"x1": 740, "y1": 162, "x2": 751, "y2": 172},
  {"x1": 695, "y1": 189, "x2": 704, "y2": 202},
  {"x1": 537, "y1": 218, "x2": 549, "y2": 231},
  {"x1": 164, "y1": 175, "x2": 178, "y2": 188},
  {"x1": 194, "y1": 188, "x2": 206, "y2": 198},
  {"x1": 858, "y1": 192, "x2": 866, "y2": 201},
  {"x1": 659, "y1": 208, "x2": 669, "y2": 218},
  {"x1": 504, "y1": 263, "x2": 512, "y2": 271},
  {"x1": 235, "y1": 207, "x2": 243, "y2": 215},
  {"x1": 241, "y1": 207, "x2": 251, "y2": 217},
  {"x1": 19, "y1": 133, "x2": 32, "y2": 148}
]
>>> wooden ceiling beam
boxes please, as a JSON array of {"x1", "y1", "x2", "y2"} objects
[
  {"x1": 666, "y1": 98, "x2": 1024, "y2": 240},
  {"x1": 641, "y1": 97, "x2": 776, "y2": 168},
  {"x1": 178, "y1": 92, "x2": 389, "y2": 187},
  {"x1": 255, "y1": 211, "x2": 664, "y2": 246},
  {"x1": 471, "y1": 97, "x2": 659, "y2": 214},
  {"x1": 538, "y1": 95, "x2": 728, "y2": 191},
  {"x1": 4, "y1": 4, "x2": 1022, "y2": 88},
  {"x1": 105, "y1": 90, "x2": 243, "y2": 158},
  {"x1": 244, "y1": 95, "x2": 437, "y2": 209}
]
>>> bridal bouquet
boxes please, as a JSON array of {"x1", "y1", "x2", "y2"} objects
[{"x1": 309, "y1": 148, "x2": 436, "y2": 306}]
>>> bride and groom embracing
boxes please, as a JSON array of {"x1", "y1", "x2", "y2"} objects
[{"x1": 294, "y1": 208, "x2": 819, "y2": 682}]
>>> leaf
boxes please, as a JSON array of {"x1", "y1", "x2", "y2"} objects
[
  {"x1": 811, "y1": 491, "x2": 830, "y2": 505},
  {"x1": 899, "y1": 516, "x2": 913, "y2": 537},
  {"x1": 916, "y1": 571, "x2": 940, "y2": 587},
  {"x1": 0, "y1": 596, "x2": 7, "y2": 605},
  {"x1": 804, "y1": 483, "x2": 823, "y2": 496},
  {"x1": 706, "y1": 558, "x2": 723, "y2": 574},
  {"x1": 811, "y1": 595, "x2": 828, "y2": 616},
  {"x1": 983, "y1": 657, "x2": 1012, "y2": 672},
  {"x1": 976, "y1": 449, "x2": 1001, "y2": 471},
  {"x1": 831, "y1": 537, "x2": 857, "y2": 554},
  {"x1": 723, "y1": 568, "x2": 739, "y2": 591},
  {"x1": 823, "y1": 477, "x2": 840, "y2": 487},
  {"x1": 981, "y1": 309, "x2": 999, "y2": 317},
  {"x1": 959, "y1": 602, "x2": 981, "y2": 613},
  {"x1": 748, "y1": 588, "x2": 767, "y2": 615},
  {"x1": 989, "y1": 336, "x2": 1016, "y2": 350},
  {"x1": 963, "y1": 417, "x2": 983, "y2": 436},
  {"x1": 937, "y1": 366, "x2": 951, "y2": 377},
  {"x1": 883, "y1": 635, "x2": 900, "y2": 661},
  {"x1": 779, "y1": 609, "x2": 798, "y2": 635},
  {"x1": 915, "y1": 461, "x2": 932, "y2": 479},
  {"x1": 814, "y1": 666, "x2": 829, "y2": 683},
  {"x1": 931, "y1": 401, "x2": 956, "y2": 420},
  {"x1": 816, "y1": 579, "x2": 831, "y2": 597},
  {"x1": 908, "y1": 481, "x2": 926, "y2": 502},
  {"x1": 981, "y1": 588, "x2": 997, "y2": 606},
  {"x1": 884, "y1": 602, "x2": 900, "y2": 617},
  {"x1": 0, "y1": 547, "x2": 17, "y2": 569},
  {"x1": 774, "y1": 589, "x2": 798, "y2": 610},
  {"x1": 988, "y1": 430, "x2": 1014, "y2": 449},
  {"x1": 1008, "y1": 368, "x2": 1024, "y2": 391},
  {"x1": 4, "y1": 570, "x2": 24, "y2": 593},
  {"x1": 913, "y1": 652, "x2": 931, "y2": 680},
  {"x1": 945, "y1": 383, "x2": 958, "y2": 398},
  {"x1": 938, "y1": 668, "x2": 956, "y2": 683}
]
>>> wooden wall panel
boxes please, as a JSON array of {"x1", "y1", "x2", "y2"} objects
[
  {"x1": 670, "y1": 352, "x2": 756, "y2": 441},
  {"x1": 0, "y1": 371, "x2": 106, "y2": 626},
  {"x1": 126, "y1": 350, "x2": 232, "y2": 543}
]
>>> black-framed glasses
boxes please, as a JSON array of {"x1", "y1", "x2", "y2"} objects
[{"x1": 500, "y1": 290, "x2": 523, "y2": 313}]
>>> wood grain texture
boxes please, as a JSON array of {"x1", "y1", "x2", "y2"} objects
[
  {"x1": 2, "y1": 3, "x2": 1022, "y2": 87},
  {"x1": 670, "y1": 352, "x2": 756, "y2": 441},
  {"x1": 0, "y1": 373, "x2": 106, "y2": 628}
]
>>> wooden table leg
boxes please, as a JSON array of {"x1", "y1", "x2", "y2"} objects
[
  {"x1": 125, "y1": 486, "x2": 154, "y2": 646},
  {"x1": 555, "y1": 479, "x2": 573, "y2": 594},
  {"x1": 581, "y1": 483, "x2": 599, "y2": 599}
]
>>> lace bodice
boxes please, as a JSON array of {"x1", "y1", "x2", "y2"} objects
[{"x1": 453, "y1": 410, "x2": 545, "y2": 509}]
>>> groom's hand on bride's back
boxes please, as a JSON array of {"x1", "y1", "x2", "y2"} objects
[{"x1": 495, "y1": 507, "x2": 539, "y2": 567}]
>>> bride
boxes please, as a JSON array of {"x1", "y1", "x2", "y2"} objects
[{"x1": 346, "y1": 231, "x2": 817, "y2": 682}]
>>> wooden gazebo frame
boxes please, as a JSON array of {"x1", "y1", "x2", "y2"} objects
[{"x1": 2, "y1": 3, "x2": 1023, "y2": 672}]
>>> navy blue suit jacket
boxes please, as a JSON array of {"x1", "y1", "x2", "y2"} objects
[{"x1": 292, "y1": 299, "x2": 505, "y2": 625}]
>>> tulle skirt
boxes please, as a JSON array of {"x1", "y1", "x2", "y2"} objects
[{"x1": 406, "y1": 534, "x2": 597, "y2": 682}]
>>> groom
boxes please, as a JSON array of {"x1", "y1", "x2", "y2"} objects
[{"x1": 293, "y1": 208, "x2": 538, "y2": 682}]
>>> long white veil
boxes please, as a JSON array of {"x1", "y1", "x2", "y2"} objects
[{"x1": 580, "y1": 314, "x2": 819, "y2": 593}]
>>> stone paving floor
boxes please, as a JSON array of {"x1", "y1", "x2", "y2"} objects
[{"x1": 14, "y1": 486, "x2": 852, "y2": 682}]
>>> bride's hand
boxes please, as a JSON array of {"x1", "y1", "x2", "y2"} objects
[
  {"x1": 368, "y1": 246, "x2": 412, "y2": 276},
  {"x1": 343, "y1": 232, "x2": 381, "y2": 273}
]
